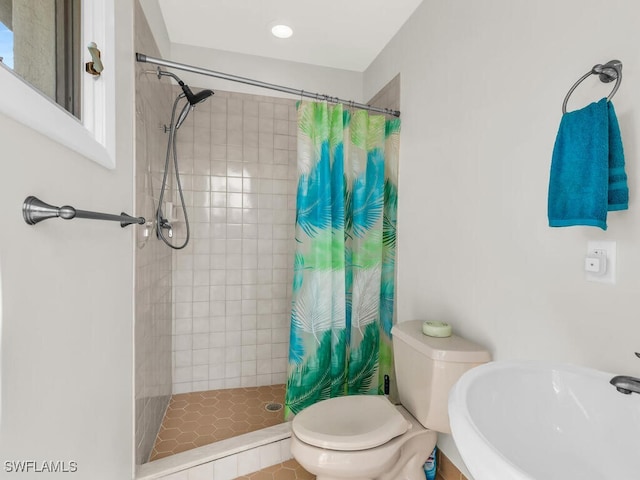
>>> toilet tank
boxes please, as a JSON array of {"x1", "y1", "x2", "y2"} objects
[{"x1": 391, "y1": 320, "x2": 490, "y2": 433}]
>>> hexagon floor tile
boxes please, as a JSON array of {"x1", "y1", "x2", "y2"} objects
[
  {"x1": 234, "y1": 459, "x2": 315, "y2": 480},
  {"x1": 150, "y1": 384, "x2": 286, "y2": 461}
]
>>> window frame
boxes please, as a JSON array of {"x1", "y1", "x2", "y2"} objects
[{"x1": 0, "y1": 0, "x2": 116, "y2": 169}]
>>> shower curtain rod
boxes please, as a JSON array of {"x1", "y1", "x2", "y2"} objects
[{"x1": 136, "y1": 53, "x2": 400, "y2": 118}]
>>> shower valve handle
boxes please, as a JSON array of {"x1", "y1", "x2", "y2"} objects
[{"x1": 157, "y1": 217, "x2": 173, "y2": 239}]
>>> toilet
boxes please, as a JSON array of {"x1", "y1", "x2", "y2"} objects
[{"x1": 290, "y1": 319, "x2": 491, "y2": 480}]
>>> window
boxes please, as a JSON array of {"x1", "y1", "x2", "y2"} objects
[
  {"x1": 0, "y1": 0, "x2": 81, "y2": 118},
  {"x1": 0, "y1": 0, "x2": 116, "y2": 169}
]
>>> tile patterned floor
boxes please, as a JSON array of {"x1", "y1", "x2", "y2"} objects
[
  {"x1": 150, "y1": 384, "x2": 286, "y2": 461},
  {"x1": 234, "y1": 459, "x2": 315, "y2": 480}
]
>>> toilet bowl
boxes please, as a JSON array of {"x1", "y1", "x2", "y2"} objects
[
  {"x1": 291, "y1": 396, "x2": 436, "y2": 480},
  {"x1": 290, "y1": 320, "x2": 491, "y2": 479}
]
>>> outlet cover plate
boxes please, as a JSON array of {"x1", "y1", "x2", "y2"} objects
[{"x1": 586, "y1": 240, "x2": 616, "y2": 284}]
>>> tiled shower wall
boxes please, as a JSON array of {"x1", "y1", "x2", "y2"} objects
[
  {"x1": 134, "y1": 0, "x2": 174, "y2": 465},
  {"x1": 169, "y1": 90, "x2": 298, "y2": 394}
]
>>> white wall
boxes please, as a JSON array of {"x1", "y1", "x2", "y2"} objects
[
  {"x1": 136, "y1": 5, "x2": 363, "y2": 102},
  {"x1": 365, "y1": 0, "x2": 640, "y2": 473},
  {"x1": 0, "y1": 1, "x2": 136, "y2": 478},
  {"x1": 163, "y1": 43, "x2": 363, "y2": 103}
]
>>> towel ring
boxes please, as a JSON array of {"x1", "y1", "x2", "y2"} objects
[{"x1": 562, "y1": 60, "x2": 622, "y2": 114}]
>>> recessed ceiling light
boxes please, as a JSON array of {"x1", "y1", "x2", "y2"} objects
[{"x1": 271, "y1": 24, "x2": 293, "y2": 39}]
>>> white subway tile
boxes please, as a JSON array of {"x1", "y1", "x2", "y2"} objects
[
  {"x1": 243, "y1": 224, "x2": 258, "y2": 238},
  {"x1": 192, "y1": 380, "x2": 209, "y2": 391},
  {"x1": 192, "y1": 349, "x2": 209, "y2": 366},
  {"x1": 225, "y1": 315, "x2": 242, "y2": 332},
  {"x1": 257, "y1": 361, "x2": 272, "y2": 375},
  {"x1": 242, "y1": 345, "x2": 257, "y2": 361},
  {"x1": 212, "y1": 454, "x2": 238, "y2": 480},
  {"x1": 272, "y1": 328, "x2": 289, "y2": 343},
  {"x1": 175, "y1": 318, "x2": 193, "y2": 335},
  {"x1": 241, "y1": 315, "x2": 257, "y2": 330},
  {"x1": 208, "y1": 365, "x2": 225, "y2": 380},
  {"x1": 256, "y1": 344, "x2": 272, "y2": 360},
  {"x1": 258, "y1": 442, "x2": 281, "y2": 468},
  {"x1": 242, "y1": 299, "x2": 257, "y2": 315},
  {"x1": 236, "y1": 448, "x2": 260, "y2": 476},
  {"x1": 224, "y1": 377, "x2": 241, "y2": 388},
  {"x1": 279, "y1": 437, "x2": 293, "y2": 461},
  {"x1": 209, "y1": 318, "x2": 226, "y2": 334},
  {"x1": 192, "y1": 301, "x2": 210, "y2": 318},
  {"x1": 174, "y1": 350, "x2": 192, "y2": 368},
  {"x1": 226, "y1": 269, "x2": 242, "y2": 284},
  {"x1": 225, "y1": 362, "x2": 241, "y2": 378},
  {"x1": 226, "y1": 239, "x2": 242, "y2": 255},
  {"x1": 241, "y1": 269, "x2": 257, "y2": 285},
  {"x1": 175, "y1": 287, "x2": 193, "y2": 303},
  {"x1": 174, "y1": 366, "x2": 193, "y2": 383},
  {"x1": 193, "y1": 317, "x2": 209, "y2": 333},
  {"x1": 256, "y1": 374, "x2": 272, "y2": 386},
  {"x1": 241, "y1": 285, "x2": 257, "y2": 299},
  {"x1": 193, "y1": 333, "x2": 209, "y2": 350},
  {"x1": 208, "y1": 347, "x2": 225, "y2": 364},
  {"x1": 174, "y1": 270, "x2": 193, "y2": 286},
  {"x1": 242, "y1": 330, "x2": 257, "y2": 346},
  {"x1": 272, "y1": 343, "x2": 289, "y2": 358},
  {"x1": 225, "y1": 346, "x2": 241, "y2": 362},
  {"x1": 241, "y1": 375, "x2": 257, "y2": 387},
  {"x1": 173, "y1": 382, "x2": 193, "y2": 395},
  {"x1": 256, "y1": 329, "x2": 272, "y2": 345},
  {"x1": 226, "y1": 253, "x2": 242, "y2": 269},
  {"x1": 174, "y1": 334, "x2": 193, "y2": 351},
  {"x1": 210, "y1": 286, "x2": 226, "y2": 301},
  {"x1": 241, "y1": 360, "x2": 257, "y2": 376},
  {"x1": 271, "y1": 357, "x2": 287, "y2": 374},
  {"x1": 225, "y1": 331, "x2": 241, "y2": 346},
  {"x1": 208, "y1": 379, "x2": 225, "y2": 390},
  {"x1": 193, "y1": 364, "x2": 209, "y2": 381}
]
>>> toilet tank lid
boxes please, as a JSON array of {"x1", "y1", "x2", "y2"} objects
[{"x1": 392, "y1": 320, "x2": 491, "y2": 363}]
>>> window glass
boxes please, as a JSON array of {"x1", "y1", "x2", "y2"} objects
[
  {"x1": 0, "y1": 21, "x2": 13, "y2": 68},
  {"x1": 0, "y1": 0, "x2": 80, "y2": 118}
]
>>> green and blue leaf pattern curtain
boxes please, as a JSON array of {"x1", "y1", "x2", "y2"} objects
[{"x1": 285, "y1": 101, "x2": 400, "y2": 416}]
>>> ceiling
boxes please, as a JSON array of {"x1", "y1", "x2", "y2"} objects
[{"x1": 157, "y1": 0, "x2": 424, "y2": 72}]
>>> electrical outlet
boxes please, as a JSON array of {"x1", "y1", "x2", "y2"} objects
[{"x1": 585, "y1": 241, "x2": 616, "y2": 284}]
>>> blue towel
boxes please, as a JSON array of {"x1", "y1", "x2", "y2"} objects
[
  {"x1": 607, "y1": 102, "x2": 629, "y2": 211},
  {"x1": 548, "y1": 98, "x2": 628, "y2": 230}
]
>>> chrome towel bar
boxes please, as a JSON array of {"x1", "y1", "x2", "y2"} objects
[
  {"x1": 562, "y1": 59, "x2": 622, "y2": 114},
  {"x1": 23, "y1": 196, "x2": 145, "y2": 228}
]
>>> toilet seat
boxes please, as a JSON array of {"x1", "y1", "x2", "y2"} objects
[{"x1": 292, "y1": 395, "x2": 410, "y2": 451}]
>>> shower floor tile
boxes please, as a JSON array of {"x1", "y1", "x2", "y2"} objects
[
  {"x1": 234, "y1": 459, "x2": 315, "y2": 480},
  {"x1": 150, "y1": 384, "x2": 286, "y2": 461}
]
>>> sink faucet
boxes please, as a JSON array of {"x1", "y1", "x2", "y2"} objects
[{"x1": 610, "y1": 352, "x2": 640, "y2": 395}]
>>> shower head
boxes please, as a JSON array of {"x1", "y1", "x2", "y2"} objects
[
  {"x1": 180, "y1": 84, "x2": 214, "y2": 106},
  {"x1": 156, "y1": 68, "x2": 215, "y2": 105}
]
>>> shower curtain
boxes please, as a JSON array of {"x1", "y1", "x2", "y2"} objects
[{"x1": 284, "y1": 101, "x2": 400, "y2": 416}]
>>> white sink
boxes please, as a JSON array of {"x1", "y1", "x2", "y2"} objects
[{"x1": 448, "y1": 361, "x2": 640, "y2": 480}]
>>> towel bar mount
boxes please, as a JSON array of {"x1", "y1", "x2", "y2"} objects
[{"x1": 562, "y1": 59, "x2": 622, "y2": 114}]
